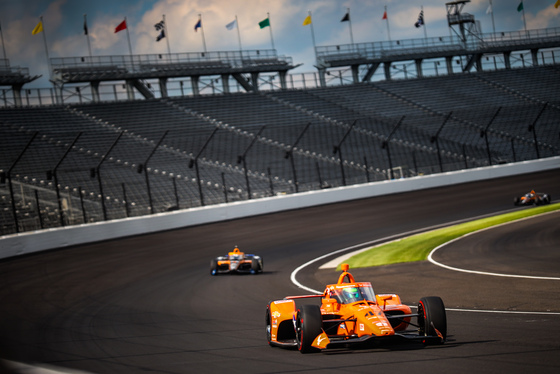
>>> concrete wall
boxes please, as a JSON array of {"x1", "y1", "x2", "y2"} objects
[{"x1": 1, "y1": 157, "x2": 558, "y2": 260}]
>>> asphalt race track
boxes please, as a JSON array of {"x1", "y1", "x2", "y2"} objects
[{"x1": 1, "y1": 169, "x2": 559, "y2": 374}]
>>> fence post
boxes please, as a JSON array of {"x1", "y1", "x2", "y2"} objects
[
  {"x1": 481, "y1": 107, "x2": 501, "y2": 166},
  {"x1": 94, "y1": 132, "x2": 123, "y2": 221},
  {"x1": 333, "y1": 119, "x2": 357, "y2": 186},
  {"x1": 285, "y1": 122, "x2": 312, "y2": 193},
  {"x1": 237, "y1": 125, "x2": 266, "y2": 199},
  {"x1": 382, "y1": 116, "x2": 404, "y2": 180},
  {"x1": 189, "y1": 127, "x2": 219, "y2": 206},
  {"x1": 528, "y1": 103, "x2": 547, "y2": 159},
  {"x1": 139, "y1": 130, "x2": 169, "y2": 214},
  {"x1": 430, "y1": 112, "x2": 452, "y2": 173}
]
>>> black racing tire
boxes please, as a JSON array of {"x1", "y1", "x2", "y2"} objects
[
  {"x1": 265, "y1": 302, "x2": 273, "y2": 346},
  {"x1": 514, "y1": 197, "x2": 520, "y2": 206},
  {"x1": 418, "y1": 296, "x2": 447, "y2": 344},
  {"x1": 296, "y1": 305, "x2": 323, "y2": 353},
  {"x1": 210, "y1": 258, "x2": 218, "y2": 276},
  {"x1": 251, "y1": 258, "x2": 262, "y2": 274}
]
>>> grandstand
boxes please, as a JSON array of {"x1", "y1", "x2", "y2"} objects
[
  {"x1": 1, "y1": 63, "x2": 559, "y2": 235},
  {"x1": 1, "y1": 1, "x2": 560, "y2": 235}
]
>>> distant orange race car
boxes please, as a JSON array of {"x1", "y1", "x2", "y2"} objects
[
  {"x1": 210, "y1": 247, "x2": 263, "y2": 275},
  {"x1": 266, "y1": 264, "x2": 446, "y2": 353},
  {"x1": 514, "y1": 190, "x2": 551, "y2": 206}
]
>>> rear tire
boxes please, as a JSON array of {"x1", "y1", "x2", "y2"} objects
[
  {"x1": 418, "y1": 296, "x2": 447, "y2": 344},
  {"x1": 296, "y1": 305, "x2": 323, "y2": 353},
  {"x1": 251, "y1": 257, "x2": 262, "y2": 274}
]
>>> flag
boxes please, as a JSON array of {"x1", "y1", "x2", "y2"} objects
[
  {"x1": 226, "y1": 19, "x2": 237, "y2": 30},
  {"x1": 115, "y1": 19, "x2": 127, "y2": 33},
  {"x1": 556, "y1": 0, "x2": 560, "y2": 9},
  {"x1": 382, "y1": 11, "x2": 387, "y2": 20},
  {"x1": 414, "y1": 10, "x2": 424, "y2": 28},
  {"x1": 84, "y1": 18, "x2": 88, "y2": 35},
  {"x1": 341, "y1": 12, "x2": 349, "y2": 22},
  {"x1": 302, "y1": 14, "x2": 312, "y2": 26},
  {"x1": 154, "y1": 20, "x2": 164, "y2": 31},
  {"x1": 517, "y1": 1, "x2": 523, "y2": 12},
  {"x1": 259, "y1": 17, "x2": 270, "y2": 29},
  {"x1": 486, "y1": 4, "x2": 493, "y2": 14},
  {"x1": 156, "y1": 29, "x2": 165, "y2": 41},
  {"x1": 32, "y1": 20, "x2": 43, "y2": 35},
  {"x1": 194, "y1": 19, "x2": 201, "y2": 32}
]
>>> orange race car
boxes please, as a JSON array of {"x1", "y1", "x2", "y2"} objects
[
  {"x1": 266, "y1": 264, "x2": 446, "y2": 353},
  {"x1": 210, "y1": 247, "x2": 263, "y2": 275},
  {"x1": 514, "y1": 190, "x2": 551, "y2": 206}
]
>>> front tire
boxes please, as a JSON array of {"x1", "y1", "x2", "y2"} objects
[
  {"x1": 296, "y1": 305, "x2": 323, "y2": 353},
  {"x1": 265, "y1": 302, "x2": 273, "y2": 346},
  {"x1": 210, "y1": 259, "x2": 218, "y2": 276},
  {"x1": 418, "y1": 296, "x2": 447, "y2": 344}
]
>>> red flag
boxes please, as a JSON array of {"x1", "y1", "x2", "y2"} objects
[
  {"x1": 115, "y1": 20, "x2": 127, "y2": 33},
  {"x1": 382, "y1": 11, "x2": 387, "y2": 20}
]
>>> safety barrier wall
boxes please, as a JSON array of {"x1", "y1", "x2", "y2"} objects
[{"x1": 1, "y1": 156, "x2": 558, "y2": 260}]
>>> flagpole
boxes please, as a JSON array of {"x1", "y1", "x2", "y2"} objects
[
  {"x1": 199, "y1": 15, "x2": 207, "y2": 53},
  {"x1": 384, "y1": 6, "x2": 391, "y2": 42},
  {"x1": 347, "y1": 8, "x2": 354, "y2": 46},
  {"x1": 422, "y1": 6, "x2": 427, "y2": 40},
  {"x1": 39, "y1": 16, "x2": 51, "y2": 72},
  {"x1": 163, "y1": 14, "x2": 171, "y2": 55},
  {"x1": 521, "y1": 4, "x2": 527, "y2": 33},
  {"x1": 0, "y1": 19, "x2": 7, "y2": 59},
  {"x1": 267, "y1": 12, "x2": 275, "y2": 50},
  {"x1": 124, "y1": 17, "x2": 133, "y2": 57},
  {"x1": 84, "y1": 14, "x2": 92, "y2": 59},
  {"x1": 489, "y1": 0, "x2": 496, "y2": 35},
  {"x1": 235, "y1": 15, "x2": 243, "y2": 51},
  {"x1": 308, "y1": 11, "x2": 316, "y2": 55}
]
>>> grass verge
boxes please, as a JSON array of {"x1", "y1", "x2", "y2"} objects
[{"x1": 342, "y1": 202, "x2": 560, "y2": 269}]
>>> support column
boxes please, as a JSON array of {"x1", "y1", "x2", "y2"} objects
[
  {"x1": 125, "y1": 80, "x2": 135, "y2": 100},
  {"x1": 351, "y1": 65, "x2": 360, "y2": 83},
  {"x1": 221, "y1": 74, "x2": 230, "y2": 93},
  {"x1": 383, "y1": 62, "x2": 392, "y2": 81},
  {"x1": 250, "y1": 72, "x2": 259, "y2": 92},
  {"x1": 531, "y1": 49, "x2": 539, "y2": 66},
  {"x1": 503, "y1": 51, "x2": 511, "y2": 69},
  {"x1": 191, "y1": 76, "x2": 200, "y2": 96},
  {"x1": 12, "y1": 84, "x2": 23, "y2": 107},
  {"x1": 317, "y1": 68, "x2": 327, "y2": 87},
  {"x1": 278, "y1": 71, "x2": 287, "y2": 90},
  {"x1": 158, "y1": 77, "x2": 168, "y2": 98},
  {"x1": 445, "y1": 56, "x2": 454, "y2": 75},
  {"x1": 91, "y1": 81, "x2": 100, "y2": 103},
  {"x1": 415, "y1": 59, "x2": 423, "y2": 78}
]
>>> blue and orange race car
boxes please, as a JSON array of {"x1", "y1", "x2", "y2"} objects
[
  {"x1": 210, "y1": 247, "x2": 263, "y2": 275},
  {"x1": 514, "y1": 190, "x2": 551, "y2": 206},
  {"x1": 266, "y1": 264, "x2": 446, "y2": 353}
]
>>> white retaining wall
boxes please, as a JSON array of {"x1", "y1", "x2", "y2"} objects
[{"x1": 1, "y1": 157, "x2": 558, "y2": 260}]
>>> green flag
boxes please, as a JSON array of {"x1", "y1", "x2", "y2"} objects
[
  {"x1": 259, "y1": 17, "x2": 270, "y2": 29},
  {"x1": 517, "y1": 1, "x2": 523, "y2": 12}
]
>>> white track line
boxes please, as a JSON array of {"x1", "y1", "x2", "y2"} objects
[
  {"x1": 428, "y1": 210, "x2": 560, "y2": 281},
  {"x1": 290, "y1": 209, "x2": 560, "y2": 315}
]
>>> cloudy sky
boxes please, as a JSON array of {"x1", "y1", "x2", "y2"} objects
[{"x1": 1, "y1": 0, "x2": 559, "y2": 88}]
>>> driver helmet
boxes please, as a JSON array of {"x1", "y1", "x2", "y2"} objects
[{"x1": 343, "y1": 287, "x2": 361, "y2": 302}]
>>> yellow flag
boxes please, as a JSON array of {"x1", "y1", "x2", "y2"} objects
[
  {"x1": 555, "y1": 0, "x2": 560, "y2": 9},
  {"x1": 302, "y1": 15, "x2": 312, "y2": 26},
  {"x1": 32, "y1": 21, "x2": 43, "y2": 35}
]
